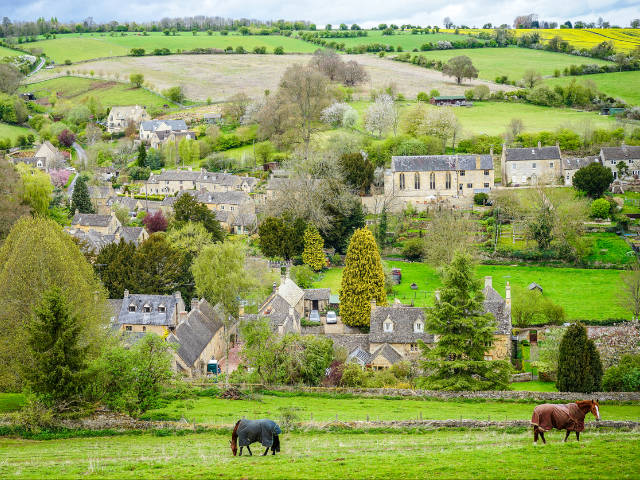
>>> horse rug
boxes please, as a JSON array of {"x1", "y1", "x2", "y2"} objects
[
  {"x1": 531, "y1": 403, "x2": 585, "y2": 432},
  {"x1": 237, "y1": 419, "x2": 282, "y2": 448}
]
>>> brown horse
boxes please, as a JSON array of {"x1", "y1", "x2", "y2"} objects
[{"x1": 531, "y1": 399, "x2": 600, "y2": 444}]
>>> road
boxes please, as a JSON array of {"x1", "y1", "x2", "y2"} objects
[
  {"x1": 27, "y1": 57, "x2": 46, "y2": 77},
  {"x1": 68, "y1": 142, "x2": 87, "y2": 200}
]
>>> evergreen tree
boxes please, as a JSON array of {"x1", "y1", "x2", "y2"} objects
[
  {"x1": 136, "y1": 143, "x2": 147, "y2": 167},
  {"x1": 70, "y1": 175, "x2": 94, "y2": 214},
  {"x1": 23, "y1": 287, "x2": 88, "y2": 407},
  {"x1": 258, "y1": 215, "x2": 306, "y2": 260},
  {"x1": 420, "y1": 252, "x2": 511, "y2": 391},
  {"x1": 94, "y1": 240, "x2": 137, "y2": 298},
  {"x1": 302, "y1": 225, "x2": 325, "y2": 271},
  {"x1": 340, "y1": 227, "x2": 387, "y2": 327},
  {"x1": 557, "y1": 323, "x2": 603, "y2": 393},
  {"x1": 376, "y1": 207, "x2": 388, "y2": 248},
  {"x1": 172, "y1": 192, "x2": 224, "y2": 241}
]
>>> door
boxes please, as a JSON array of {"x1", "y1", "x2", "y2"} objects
[
  {"x1": 312, "y1": 300, "x2": 319, "y2": 311},
  {"x1": 529, "y1": 330, "x2": 538, "y2": 345}
]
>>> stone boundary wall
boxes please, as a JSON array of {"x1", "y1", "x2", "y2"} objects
[
  {"x1": 511, "y1": 373, "x2": 533, "y2": 383},
  {"x1": 319, "y1": 419, "x2": 640, "y2": 430}
]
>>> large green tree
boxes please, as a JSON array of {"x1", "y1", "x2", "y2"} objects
[
  {"x1": 94, "y1": 240, "x2": 137, "y2": 298},
  {"x1": 0, "y1": 217, "x2": 108, "y2": 390},
  {"x1": 258, "y1": 215, "x2": 306, "y2": 260},
  {"x1": 0, "y1": 158, "x2": 30, "y2": 242},
  {"x1": 302, "y1": 225, "x2": 325, "y2": 271},
  {"x1": 420, "y1": 252, "x2": 511, "y2": 391},
  {"x1": 172, "y1": 192, "x2": 224, "y2": 241},
  {"x1": 442, "y1": 55, "x2": 478, "y2": 84},
  {"x1": 71, "y1": 175, "x2": 95, "y2": 214},
  {"x1": 340, "y1": 152, "x2": 374, "y2": 195},
  {"x1": 572, "y1": 162, "x2": 613, "y2": 198},
  {"x1": 339, "y1": 227, "x2": 387, "y2": 327},
  {"x1": 23, "y1": 287, "x2": 88, "y2": 408},
  {"x1": 556, "y1": 322, "x2": 603, "y2": 393},
  {"x1": 16, "y1": 163, "x2": 53, "y2": 216}
]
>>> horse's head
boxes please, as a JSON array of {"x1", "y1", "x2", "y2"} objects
[
  {"x1": 591, "y1": 399, "x2": 601, "y2": 421},
  {"x1": 231, "y1": 420, "x2": 240, "y2": 456}
]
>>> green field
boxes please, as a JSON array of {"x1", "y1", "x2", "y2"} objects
[
  {"x1": 1, "y1": 429, "x2": 639, "y2": 479},
  {"x1": 313, "y1": 261, "x2": 628, "y2": 320},
  {"x1": 409, "y1": 46, "x2": 613, "y2": 82},
  {"x1": 325, "y1": 30, "x2": 477, "y2": 51},
  {"x1": 21, "y1": 76, "x2": 177, "y2": 112},
  {"x1": 510, "y1": 381, "x2": 558, "y2": 392},
  {"x1": 25, "y1": 32, "x2": 316, "y2": 63},
  {"x1": 0, "y1": 45, "x2": 23, "y2": 58},
  {"x1": 0, "y1": 122, "x2": 35, "y2": 142},
  {"x1": 546, "y1": 71, "x2": 640, "y2": 106}
]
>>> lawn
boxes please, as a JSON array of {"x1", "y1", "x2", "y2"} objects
[
  {"x1": 329, "y1": 30, "x2": 480, "y2": 51},
  {"x1": 510, "y1": 381, "x2": 558, "y2": 392},
  {"x1": 546, "y1": 71, "x2": 640, "y2": 106},
  {"x1": 585, "y1": 232, "x2": 635, "y2": 266},
  {"x1": 313, "y1": 261, "x2": 629, "y2": 320},
  {"x1": 409, "y1": 46, "x2": 612, "y2": 82},
  {"x1": 0, "y1": 122, "x2": 35, "y2": 143},
  {"x1": 1, "y1": 430, "x2": 639, "y2": 479},
  {"x1": 26, "y1": 32, "x2": 316, "y2": 63},
  {"x1": 0, "y1": 45, "x2": 23, "y2": 58},
  {"x1": 20, "y1": 76, "x2": 177, "y2": 113},
  {"x1": 0, "y1": 393, "x2": 25, "y2": 413}
]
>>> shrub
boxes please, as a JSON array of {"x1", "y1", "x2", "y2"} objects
[
  {"x1": 602, "y1": 354, "x2": 640, "y2": 392},
  {"x1": 416, "y1": 91, "x2": 429, "y2": 102},
  {"x1": 557, "y1": 323, "x2": 603, "y2": 393},
  {"x1": 274, "y1": 46, "x2": 284, "y2": 55},
  {"x1": 402, "y1": 237, "x2": 424, "y2": 261},
  {"x1": 474, "y1": 192, "x2": 489, "y2": 205},
  {"x1": 590, "y1": 198, "x2": 610, "y2": 219},
  {"x1": 162, "y1": 86, "x2": 185, "y2": 103},
  {"x1": 340, "y1": 363, "x2": 368, "y2": 387}
]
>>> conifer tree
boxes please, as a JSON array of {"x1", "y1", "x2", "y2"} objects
[
  {"x1": 557, "y1": 322, "x2": 603, "y2": 393},
  {"x1": 339, "y1": 227, "x2": 386, "y2": 327},
  {"x1": 70, "y1": 175, "x2": 94, "y2": 214},
  {"x1": 23, "y1": 287, "x2": 88, "y2": 407},
  {"x1": 420, "y1": 251, "x2": 511, "y2": 391},
  {"x1": 137, "y1": 143, "x2": 147, "y2": 167},
  {"x1": 302, "y1": 225, "x2": 325, "y2": 271}
]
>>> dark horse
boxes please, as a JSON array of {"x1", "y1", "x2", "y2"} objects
[
  {"x1": 531, "y1": 399, "x2": 600, "y2": 444},
  {"x1": 231, "y1": 419, "x2": 281, "y2": 456}
]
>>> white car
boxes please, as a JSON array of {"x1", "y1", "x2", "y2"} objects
[
  {"x1": 309, "y1": 310, "x2": 320, "y2": 323},
  {"x1": 326, "y1": 311, "x2": 337, "y2": 324}
]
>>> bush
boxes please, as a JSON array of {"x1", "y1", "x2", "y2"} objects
[
  {"x1": 474, "y1": 192, "x2": 489, "y2": 205},
  {"x1": 162, "y1": 86, "x2": 185, "y2": 103},
  {"x1": 330, "y1": 253, "x2": 343, "y2": 266},
  {"x1": 591, "y1": 198, "x2": 610, "y2": 219},
  {"x1": 289, "y1": 264, "x2": 315, "y2": 289},
  {"x1": 340, "y1": 363, "x2": 368, "y2": 387},
  {"x1": 273, "y1": 46, "x2": 284, "y2": 55},
  {"x1": 416, "y1": 91, "x2": 429, "y2": 102},
  {"x1": 402, "y1": 237, "x2": 424, "y2": 261},
  {"x1": 602, "y1": 354, "x2": 640, "y2": 392}
]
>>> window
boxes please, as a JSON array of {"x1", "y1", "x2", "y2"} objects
[
  {"x1": 549, "y1": 162, "x2": 554, "y2": 167},
  {"x1": 128, "y1": 304, "x2": 136, "y2": 312},
  {"x1": 484, "y1": 170, "x2": 490, "y2": 176},
  {"x1": 142, "y1": 326, "x2": 146, "y2": 332},
  {"x1": 383, "y1": 319, "x2": 394, "y2": 332},
  {"x1": 414, "y1": 173, "x2": 420, "y2": 190},
  {"x1": 459, "y1": 184, "x2": 463, "y2": 191},
  {"x1": 158, "y1": 305, "x2": 166, "y2": 313},
  {"x1": 459, "y1": 170, "x2": 465, "y2": 176},
  {"x1": 143, "y1": 304, "x2": 151, "y2": 313},
  {"x1": 532, "y1": 163, "x2": 537, "y2": 168},
  {"x1": 429, "y1": 172, "x2": 435, "y2": 189},
  {"x1": 410, "y1": 343, "x2": 419, "y2": 352},
  {"x1": 467, "y1": 183, "x2": 472, "y2": 189},
  {"x1": 414, "y1": 320, "x2": 424, "y2": 333},
  {"x1": 484, "y1": 355, "x2": 493, "y2": 361},
  {"x1": 399, "y1": 173, "x2": 405, "y2": 190},
  {"x1": 125, "y1": 325, "x2": 132, "y2": 331},
  {"x1": 484, "y1": 183, "x2": 490, "y2": 188},
  {"x1": 513, "y1": 163, "x2": 517, "y2": 170},
  {"x1": 445, "y1": 173, "x2": 451, "y2": 189}
]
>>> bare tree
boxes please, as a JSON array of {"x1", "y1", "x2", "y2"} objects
[
  {"x1": 621, "y1": 267, "x2": 640, "y2": 320},
  {"x1": 0, "y1": 64, "x2": 23, "y2": 94},
  {"x1": 341, "y1": 60, "x2": 368, "y2": 86},
  {"x1": 364, "y1": 94, "x2": 396, "y2": 137},
  {"x1": 309, "y1": 49, "x2": 344, "y2": 81},
  {"x1": 522, "y1": 69, "x2": 542, "y2": 88},
  {"x1": 505, "y1": 118, "x2": 524, "y2": 144},
  {"x1": 222, "y1": 93, "x2": 250, "y2": 124},
  {"x1": 423, "y1": 211, "x2": 478, "y2": 268}
]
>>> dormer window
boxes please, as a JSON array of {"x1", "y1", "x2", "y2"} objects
[
  {"x1": 143, "y1": 304, "x2": 151, "y2": 313},
  {"x1": 128, "y1": 304, "x2": 136, "y2": 312},
  {"x1": 383, "y1": 319, "x2": 394, "y2": 332},
  {"x1": 158, "y1": 305, "x2": 166, "y2": 313},
  {"x1": 414, "y1": 320, "x2": 424, "y2": 333}
]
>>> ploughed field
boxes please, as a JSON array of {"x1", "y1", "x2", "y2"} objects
[{"x1": 1, "y1": 429, "x2": 639, "y2": 479}]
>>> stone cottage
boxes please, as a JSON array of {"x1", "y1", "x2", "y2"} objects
[
  {"x1": 116, "y1": 290, "x2": 186, "y2": 335},
  {"x1": 501, "y1": 144, "x2": 562, "y2": 186}
]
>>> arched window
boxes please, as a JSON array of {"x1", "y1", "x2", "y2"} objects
[
  {"x1": 414, "y1": 320, "x2": 424, "y2": 333},
  {"x1": 429, "y1": 172, "x2": 436, "y2": 189},
  {"x1": 414, "y1": 173, "x2": 420, "y2": 190},
  {"x1": 383, "y1": 319, "x2": 394, "y2": 332},
  {"x1": 445, "y1": 172, "x2": 452, "y2": 189},
  {"x1": 399, "y1": 173, "x2": 405, "y2": 190}
]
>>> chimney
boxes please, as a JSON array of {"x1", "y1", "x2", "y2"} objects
[
  {"x1": 505, "y1": 282, "x2": 511, "y2": 309},
  {"x1": 484, "y1": 276, "x2": 492, "y2": 289},
  {"x1": 179, "y1": 311, "x2": 188, "y2": 322},
  {"x1": 191, "y1": 298, "x2": 199, "y2": 311},
  {"x1": 490, "y1": 146, "x2": 494, "y2": 156},
  {"x1": 288, "y1": 306, "x2": 294, "y2": 318},
  {"x1": 174, "y1": 291, "x2": 182, "y2": 300},
  {"x1": 555, "y1": 140, "x2": 559, "y2": 148},
  {"x1": 123, "y1": 289, "x2": 129, "y2": 298},
  {"x1": 272, "y1": 282, "x2": 277, "y2": 294},
  {"x1": 501, "y1": 143, "x2": 506, "y2": 153},
  {"x1": 434, "y1": 290, "x2": 440, "y2": 301},
  {"x1": 239, "y1": 304, "x2": 245, "y2": 316},
  {"x1": 475, "y1": 155, "x2": 481, "y2": 169},
  {"x1": 370, "y1": 298, "x2": 377, "y2": 310},
  {"x1": 75, "y1": 209, "x2": 79, "y2": 215},
  {"x1": 537, "y1": 140, "x2": 541, "y2": 149}
]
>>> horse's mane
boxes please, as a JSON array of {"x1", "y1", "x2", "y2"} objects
[{"x1": 231, "y1": 419, "x2": 240, "y2": 443}]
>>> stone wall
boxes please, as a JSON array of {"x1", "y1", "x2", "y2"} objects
[
  {"x1": 511, "y1": 372, "x2": 533, "y2": 382},
  {"x1": 588, "y1": 322, "x2": 640, "y2": 368}
]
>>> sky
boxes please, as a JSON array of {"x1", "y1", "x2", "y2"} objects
[{"x1": 2, "y1": 0, "x2": 639, "y2": 27}]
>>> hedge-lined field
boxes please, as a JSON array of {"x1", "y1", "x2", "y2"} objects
[
  {"x1": 0, "y1": 122, "x2": 35, "y2": 142},
  {"x1": 546, "y1": 71, "x2": 640, "y2": 105},
  {"x1": 0, "y1": 45, "x2": 23, "y2": 58},
  {"x1": 318, "y1": 30, "x2": 478, "y2": 51},
  {"x1": 1, "y1": 429, "x2": 638, "y2": 479}
]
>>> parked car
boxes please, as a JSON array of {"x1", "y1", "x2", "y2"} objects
[
  {"x1": 326, "y1": 311, "x2": 337, "y2": 324},
  {"x1": 309, "y1": 310, "x2": 320, "y2": 323}
]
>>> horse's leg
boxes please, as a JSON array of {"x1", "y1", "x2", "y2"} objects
[
  {"x1": 263, "y1": 447, "x2": 269, "y2": 456},
  {"x1": 564, "y1": 430, "x2": 570, "y2": 442},
  {"x1": 272, "y1": 447, "x2": 276, "y2": 456},
  {"x1": 533, "y1": 427, "x2": 539, "y2": 444},
  {"x1": 576, "y1": 431, "x2": 580, "y2": 442},
  {"x1": 539, "y1": 431, "x2": 546, "y2": 444},
  {"x1": 247, "y1": 445, "x2": 252, "y2": 456},
  {"x1": 239, "y1": 446, "x2": 243, "y2": 456}
]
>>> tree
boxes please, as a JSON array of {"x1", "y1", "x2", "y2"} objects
[
  {"x1": 416, "y1": 107, "x2": 460, "y2": 152},
  {"x1": 442, "y1": 56, "x2": 478, "y2": 84},
  {"x1": 532, "y1": 327, "x2": 567, "y2": 381},
  {"x1": 340, "y1": 152, "x2": 374, "y2": 194},
  {"x1": 136, "y1": 143, "x2": 147, "y2": 167},
  {"x1": 420, "y1": 252, "x2": 511, "y2": 390},
  {"x1": 22, "y1": 287, "x2": 87, "y2": 408},
  {"x1": 172, "y1": 192, "x2": 224, "y2": 240},
  {"x1": 422, "y1": 211, "x2": 476, "y2": 267},
  {"x1": 142, "y1": 210, "x2": 168, "y2": 233},
  {"x1": 0, "y1": 158, "x2": 30, "y2": 242},
  {"x1": 94, "y1": 240, "x2": 137, "y2": 298},
  {"x1": 365, "y1": 94, "x2": 396, "y2": 136},
  {"x1": 526, "y1": 205, "x2": 554, "y2": 250},
  {"x1": 15, "y1": 163, "x2": 53, "y2": 216},
  {"x1": 222, "y1": 93, "x2": 250, "y2": 124},
  {"x1": 341, "y1": 60, "x2": 368, "y2": 86},
  {"x1": 0, "y1": 217, "x2": 108, "y2": 390},
  {"x1": 192, "y1": 240, "x2": 254, "y2": 384},
  {"x1": 572, "y1": 162, "x2": 613, "y2": 198},
  {"x1": 70, "y1": 175, "x2": 95, "y2": 214},
  {"x1": 557, "y1": 323, "x2": 603, "y2": 393},
  {"x1": 339, "y1": 227, "x2": 387, "y2": 327},
  {"x1": 165, "y1": 221, "x2": 214, "y2": 258},
  {"x1": 0, "y1": 63, "x2": 23, "y2": 94},
  {"x1": 163, "y1": 86, "x2": 185, "y2": 103},
  {"x1": 621, "y1": 267, "x2": 640, "y2": 321},
  {"x1": 258, "y1": 215, "x2": 306, "y2": 260},
  {"x1": 590, "y1": 198, "x2": 610, "y2": 219},
  {"x1": 129, "y1": 73, "x2": 144, "y2": 88},
  {"x1": 58, "y1": 129, "x2": 76, "y2": 147},
  {"x1": 522, "y1": 69, "x2": 542, "y2": 88},
  {"x1": 602, "y1": 354, "x2": 640, "y2": 392},
  {"x1": 512, "y1": 289, "x2": 566, "y2": 326},
  {"x1": 310, "y1": 49, "x2": 344, "y2": 81},
  {"x1": 302, "y1": 225, "x2": 325, "y2": 271}
]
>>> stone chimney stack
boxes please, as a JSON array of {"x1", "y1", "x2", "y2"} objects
[
  {"x1": 490, "y1": 146, "x2": 494, "y2": 156},
  {"x1": 505, "y1": 282, "x2": 511, "y2": 309},
  {"x1": 174, "y1": 291, "x2": 182, "y2": 300},
  {"x1": 191, "y1": 298, "x2": 199, "y2": 311},
  {"x1": 370, "y1": 298, "x2": 377, "y2": 311},
  {"x1": 475, "y1": 155, "x2": 481, "y2": 169},
  {"x1": 484, "y1": 276, "x2": 493, "y2": 289},
  {"x1": 124, "y1": 289, "x2": 129, "y2": 298},
  {"x1": 288, "y1": 306, "x2": 295, "y2": 319},
  {"x1": 537, "y1": 140, "x2": 542, "y2": 149}
]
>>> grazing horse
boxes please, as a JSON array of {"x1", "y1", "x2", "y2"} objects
[
  {"x1": 531, "y1": 399, "x2": 600, "y2": 444},
  {"x1": 230, "y1": 419, "x2": 282, "y2": 456}
]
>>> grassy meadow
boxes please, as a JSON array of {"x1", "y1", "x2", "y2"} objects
[
  {"x1": 408, "y1": 46, "x2": 612, "y2": 81},
  {"x1": 545, "y1": 71, "x2": 640, "y2": 105},
  {"x1": 24, "y1": 32, "x2": 315, "y2": 63},
  {"x1": 333, "y1": 30, "x2": 480, "y2": 50},
  {"x1": 0, "y1": 122, "x2": 36, "y2": 142},
  {"x1": 21, "y1": 76, "x2": 178, "y2": 113},
  {"x1": 1, "y1": 429, "x2": 639, "y2": 479},
  {"x1": 0, "y1": 45, "x2": 23, "y2": 58},
  {"x1": 313, "y1": 261, "x2": 629, "y2": 320}
]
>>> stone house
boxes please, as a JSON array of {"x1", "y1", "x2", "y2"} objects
[
  {"x1": 149, "y1": 130, "x2": 196, "y2": 150},
  {"x1": 258, "y1": 273, "x2": 305, "y2": 335},
  {"x1": 501, "y1": 144, "x2": 562, "y2": 186},
  {"x1": 214, "y1": 210, "x2": 257, "y2": 235},
  {"x1": 66, "y1": 211, "x2": 148, "y2": 252},
  {"x1": 384, "y1": 154, "x2": 494, "y2": 211},
  {"x1": 107, "y1": 105, "x2": 151, "y2": 133},
  {"x1": 168, "y1": 298, "x2": 226, "y2": 377},
  {"x1": 481, "y1": 276, "x2": 513, "y2": 361},
  {"x1": 117, "y1": 290, "x2": 186, "y2": 335},
  {"x1": 143, "y1": 169, "x2": 202, "y2": 195},
  {"x1": 35, "y1": 141, "x2": 66, "y2": 170},
  {"x1": 303, "y1": 289, "x2": 331, "y2": 316},
  {"x1": 139, "y1": 119, "x2": 188, "y2": 143},
  {"x1": 599, "y1": 145, "x2": 640, "y2": 179},
  {"x1": 196, "y1": 190, "x2": 254, "y2": 215},
  {"x1": 562, "y1": 157, "x2": 597, "y2": 185},
  {"x1": 89, "y1": 185, "x2": 115, "y2": 214},
  {"x1": 69, "y1": 211, "x2": 121, "y2": 235},
  {"x1": 204, "y1": 113, "x2": 222, "y2": 124},
  {"x1": 198, "y1": 170, "x2": 258, "y2": 193}
]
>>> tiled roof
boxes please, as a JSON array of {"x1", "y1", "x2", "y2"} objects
[
  {"x1": 391, "y1": 155, "x2": 493, "y2": 172},
  {"x1": 278, "y1": 277, "x2": 305, "y2": 309},
  {"x1": 197, "y1": 190, "x2": 250, "y2": 205},
  {"x1": 140, "y1": 119, "x2": 188, "y2": 132},
  {"x1": 562, "y1": 157, "x2": 597, "y2": 170},
  {"x1": 304, "y1": 289, "x2": 331, "y2": 301},
  {"x1": 118, "y1": 293, "x2": 182, "y2": 327},
  {"x1": 88, "y1": 186, "x2": 113, "y2": 199},
  {"x1": 369, "y1": 306, "x2": 434, "y2": 344},
  {"x1": 71, "y1": 213, "x2": 113, "y2": 227},
  {"x1": 150, "y1": 170, "x2": 201, "y2": 182},
  {"x1": 600, "y1": 146, "x2": 640, "y2": 161},
  {"x1": 482, "y1": 286, "x2": 512, "y2": 335},
  {"x1": 504, "y1": 146, "x2": 561, "y2": 162},
  {"x1": 370, "y1": 343, "x2": 403, "y2": 364},
  {"x1": 170, "y1": 299, "x2": 224, "y2": 366},
  {"x1": 347, "y1": 346, "x2": 372, "y2": 365},
  {"x1": 120, "y1": 226, "x2": 145, "y2": 244}
]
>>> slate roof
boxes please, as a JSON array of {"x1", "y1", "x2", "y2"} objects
[
  {"x1": 118, "y1": 293, "x2": 183, "y2": 327},
  {"x1": 107, "y1": 299, "x2": 123, "y2": 324},
  {"x1": 278, "y1": 277, "x2": 305, "y2": 308},
  {"x1": 108, "y1": 196, "x2": 139, "y2": 210},
  {"x1": 89, "y1": 185, "x2": 113, "y2": 199},
  {"x1": 170, "y1": 299, "x2": 224, "y2": 367},
  {"x1": 150, "y1": 170, "x2": 201, "y2": 182},
  {"x1": 71, "y1": 213, "x2": 113, "y2": 227},
  {"x1": 369, "y1": 306, "x2": 434, "y2": 344},
  {"x1": 370, "y1": 343, "x2": 403, "y2": 364},
  {"x1": 68, "y1": 229, "x2": 118, "y2": 252},
  {"x1": 562, "y1": 157, "x2": 597, "y2": 170},
  {"x1": 12, "y1": 156, "x2": 45, "y2": 167},
  {"x1": 391, "y1": 155, "x2": 493, "y2": 172},
  {"x1": 198, "y1": 172, "x2": 242, "y2": 187},
  {"x1": 504, "y1": 146, "x2": 561, "y2": 162},
  {"x1": 347, "y1": 346, "x2": 372, "y2": 365},
  {"x1": 600, "y1": 146, "x2": 640, "y2": 161},
  {"x1": 120, "y1": 226, "x2": 145, "y2": 244},
  {"x1": 482, "y1": 286, "x2": 512, "y2": 335},
  {"x1": 197, "y1": 190, "x2": 251, "y2": 205},
  {"x1": 140, "y1": 119, "x2": 188, "y2": 132},
  {"x1": 304, "y1": 289, "x2": 331, "y2": 301}
]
